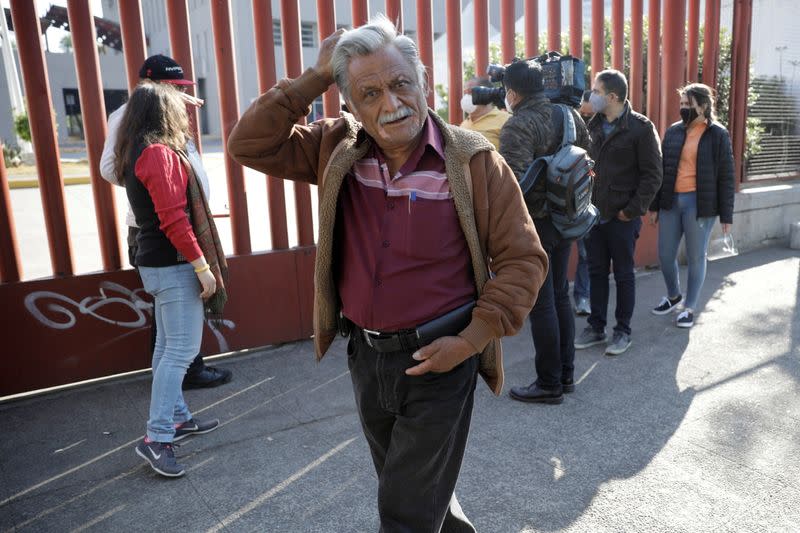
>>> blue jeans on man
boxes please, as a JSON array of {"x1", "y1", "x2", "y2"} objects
[
  {"x1": 573, "y1": 238, "x2": 590, "y2": 303},
  {"x1": 585, "y1": 217, "x2": 642, "y2": 336}
]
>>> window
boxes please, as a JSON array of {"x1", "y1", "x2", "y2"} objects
[
  {"x1": 273, "y1": 20, "x2": 281, "y2": 47},
  {"x1": 301, "y1": 22, "x2": 317, "y2": 48}
]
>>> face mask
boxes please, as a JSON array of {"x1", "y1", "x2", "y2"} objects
[
  {"x1": 589, "y1": 92, "x2": 608, "y2": 114},
  {"x1": 460, "y1": 94, "x2": 477, "y2": 114},
  {"x1": 680, "y1": 107, "x2": 699, "y2": 125}
]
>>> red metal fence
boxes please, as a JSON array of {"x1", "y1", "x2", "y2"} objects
[{"x1": 0, "y1": 0, "x2": 754, "y2": 397}]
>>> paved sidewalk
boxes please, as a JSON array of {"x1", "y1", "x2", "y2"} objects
[{"x1": 1, "y1": 246, "x2": 798, "y2": 532}]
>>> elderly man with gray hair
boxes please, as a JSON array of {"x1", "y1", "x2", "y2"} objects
[{"x1": 228, "y1": 15, "x2": 546, "y2": 532}]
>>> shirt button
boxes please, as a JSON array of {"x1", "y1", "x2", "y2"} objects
[
  {"x1": 375, "y1": 279, "x2": 382, "y2": 287},
  {"x1": 387, "y1": 201, "x2": 395, "y2": 209},
  {"x1": 382, "y1": 240, "x2": 390, "y2": 248}
]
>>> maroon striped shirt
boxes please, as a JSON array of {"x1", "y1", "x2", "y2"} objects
[{"x1": 335, "y1": 115, "x2": 475, "y2": 331}]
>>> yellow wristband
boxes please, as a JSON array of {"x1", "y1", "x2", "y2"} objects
[{"x1": 194, "y1": 264, "x2": 210, "y2": 274}]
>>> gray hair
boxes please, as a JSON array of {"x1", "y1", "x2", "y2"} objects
[{"x1": 331, "y1": 14, "x2": 427, "y2": 100}]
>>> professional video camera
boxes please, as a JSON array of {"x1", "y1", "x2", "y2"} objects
[{"x1": 471, "y1": 51, "x2": 586, "y2": 108}]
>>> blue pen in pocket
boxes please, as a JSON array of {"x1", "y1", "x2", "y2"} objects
[{"x1": 408, "y1": 190, "x2": 416, "y2": 214}]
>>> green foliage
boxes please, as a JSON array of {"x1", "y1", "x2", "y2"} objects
[
  {"x1": 699, "y1": 27, "x2": 763, "y2": 162},
  {"x1": 2, "y1": 143, "x2": 22, "y2": 168},
  {"x1": 14, "y1": 112, "x2": 31, "y2": 143}
]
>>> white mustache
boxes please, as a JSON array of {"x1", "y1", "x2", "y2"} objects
[{"x1": 378, "y1": 106, "x2": 414, "y2": 125}]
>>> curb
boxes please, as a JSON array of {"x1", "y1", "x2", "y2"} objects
[{"x1": 8, "y1": 176, "x2": 92, "y2": 189}]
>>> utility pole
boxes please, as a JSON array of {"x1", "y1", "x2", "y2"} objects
[{"x1": 0, "y1": 7, "x2": 31, "y2": 153}]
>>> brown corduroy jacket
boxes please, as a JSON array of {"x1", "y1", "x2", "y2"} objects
[{"x1": 227, "y1": 68, "x2": 548, "y2": 394}]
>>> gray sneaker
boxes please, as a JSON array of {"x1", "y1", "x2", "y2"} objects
[
  {"x1": 605, "y1": 331, "x2": 632, "y2": 355},
  {"x1": 574, "y1": 326, "x2": 607, "y2": 349},
  {"x1": 135, "y1": 439, "x2": 185, "y2": 477},
  {"x1": 174, "y1": 418, "x2": 219, "y2": 442},
  {"x1": 575, "y1": 297, "x2": 591, "y2": 316}
]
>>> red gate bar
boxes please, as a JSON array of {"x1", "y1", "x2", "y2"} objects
[
  {"x1": 702, "y1": 0, "x2": 721, "y2": 89},
  {"x1": 0, "y1": 143, "x2": 21, "y2": 282},
  {"x1": 416, "y1": 0, "x2": 435, "y2": 108},
  {"x1": 316, "y1": 0, "x2": 340, "y2": 118},
  {"x1": 611, "y1": 0, "x2": 624, "y2": 70},
  {"x1": 10, "y1": 0, "x2": 74, "y2": 276},
  {"x1": 474, "y1": 0, "x2": 489, "y2": 76},
  {"x1": 280, "y1": 0, "x2": 315, "y2": 246},
  {"x1": 568, "y1": 0, "x2": 581, "y2": 57},
  {"x1": 117, "y1": 0, "x2": 147, "y2": 93},
  {"x1": 351, "y1": 0, "x2": 369, "y2": 27},
  {"x1": 730, "y1": 0, "x2": 753, "y2": 187},
  {"x1": 446, "y1": 0, "x2": 463, "y2": 124},
  {"x1": 67, "y1": 0, "x2": 121, "y2": 272},
  {"x1": 386, "y1": 0, "x2": 402, "y2": 32},
  {"x1": 166, "y1": 0, "x2": 202, "y2": 153},
  {"x1": 687, "y1": 0, "x2": 701, "y2": 81},
  {"x1": 500, "y1": 0, "x2": 515, "y2": 63},
  {"x1": 629, "y1": 0, "x2": 643, "y2": 111},
  {"x1": 253, "y1": 0, "x2": 289, "y2": 250},
  {"x1": 547, "y1": 0, "x2": 560, "y2": 52},
  {"x1": 211, "y1": 0, "x2": 253, "y2": 253},
  {"x1": 661, "y1": 0, "x2": 685, "y2": 136},
  {"x1": 591, "y1": 0, "x2": 603, "y2": 76},
  {"x1": 647, "y1": 0, "x2": 661, "y2": 128},
  {"x1": 525, "y1": 0, "x2": 538, "y2": 57}
]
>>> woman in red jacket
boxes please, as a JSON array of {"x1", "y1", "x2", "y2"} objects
[{"x1": 115, "y1": 81, "x2": 227, "y2": 477}]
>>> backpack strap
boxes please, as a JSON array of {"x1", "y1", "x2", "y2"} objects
[{"x1": 557, "y1": 104, "x2": 577, "y2": 147}]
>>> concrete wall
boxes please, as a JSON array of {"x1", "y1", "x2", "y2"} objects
[{"x1": 723, "y1": 181, "x2": 800, "y2": 251}]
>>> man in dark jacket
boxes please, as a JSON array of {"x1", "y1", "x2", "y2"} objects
[
  {"x1": 574, "y1": 69, "x2": 662, "y2": 356},
  {"x1": 499, "y1": 59, "x2": 591, "y2": 404}
]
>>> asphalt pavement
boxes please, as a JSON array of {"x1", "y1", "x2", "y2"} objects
[{"x1": 1, "y1": 245, "x2": 798, "y2": 532}]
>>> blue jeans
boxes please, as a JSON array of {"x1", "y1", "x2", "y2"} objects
[
  {"x1": 138, "y1": 263, "x2": 204, "y2": 442},
  {"x1": 586, "y1": 217, "x2": 642, "y2": 336},
  {"x1": 573, "y1": 238, "x2": 590, "y2": 302},
  {"x1": 657, "y1": 192, "x2": 716, "y2": 310}
]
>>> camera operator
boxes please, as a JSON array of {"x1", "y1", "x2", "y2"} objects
[{"x1": 499, "y1": 59, "x2": 591, "y2": 405}]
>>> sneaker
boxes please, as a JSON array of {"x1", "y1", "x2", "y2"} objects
[
  {"x1": 676, "y1": 309, "x2": 694, "y2": 328},
  {"x1": 135, "y1": 439, "x2": 185, "y2": 477},
  {"x1": 574, "y1": 297, "x2": 591, "y2": 316},
  {"x1": 174, "y1": 418, "x2": 220, "y2": 442},
  {"x1": 605, "y1": 331, "x2": 632, "y2": 356},
  {"x1": 574, "y1": 327, "x2": 607, "y2": 349},
  {"x1": 652, "y1": 295, "x2": 683, "y2": 315}
]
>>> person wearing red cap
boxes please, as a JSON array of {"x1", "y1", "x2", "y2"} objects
[{"x1": 100, "y1": 55, "x2": 232, "y2": 389}]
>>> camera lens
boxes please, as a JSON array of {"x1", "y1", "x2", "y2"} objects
[{"x1": 471, "y1": 86, "x2": 506, "y2": 109}]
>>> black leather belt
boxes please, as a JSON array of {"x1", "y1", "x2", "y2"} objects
[{"x1": 347, "y1": 301, "x2": 476, "y2": 354}]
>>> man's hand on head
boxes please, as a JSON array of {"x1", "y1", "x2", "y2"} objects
[
  {"x1": 405, "y1": 336, "x2": 477, "y2": 376},
  {"x1": 312, "y1": 28, "x2": 345, "y2": 85}
]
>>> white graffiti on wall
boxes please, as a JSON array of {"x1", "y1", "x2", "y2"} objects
[
  {"x1": 24, "y1": 281, "x2": 236, "y2": 352},
  {"x1": 25, "y1": 282, "x2": 151, "y2": 330}
]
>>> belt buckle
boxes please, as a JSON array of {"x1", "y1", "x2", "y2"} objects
[{"x1": 362, "y1": 328, "x2": 381, "y2": 348}]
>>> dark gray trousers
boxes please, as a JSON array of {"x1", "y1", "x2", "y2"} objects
[{"x1": 347, "y1": 330, "x2": 479, "y2": 533}]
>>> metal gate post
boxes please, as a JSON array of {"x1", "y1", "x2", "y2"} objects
[
  {"x1": 67, "y1": 0, "x2": 121, "y2": 271},
  {"x1": 10, "y1": 0, "x2": 74, "y2": 276}
]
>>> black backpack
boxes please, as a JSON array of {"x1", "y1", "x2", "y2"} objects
[{"x1": 518, "y1": 105, "x2": 598, "y2": 241}]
